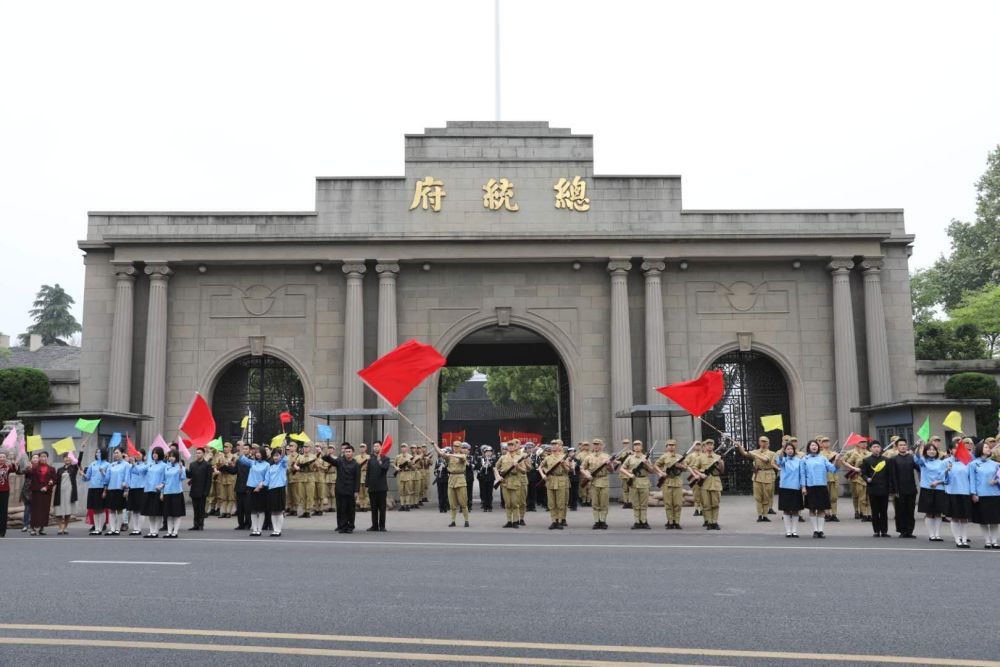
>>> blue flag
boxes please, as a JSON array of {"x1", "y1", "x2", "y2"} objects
[
  {"x1": 317, "y1": 424, "x2": 334, "y2": 441},
  {"x1": 108, "y1": 432, "x2": 122, "y2": 449}
]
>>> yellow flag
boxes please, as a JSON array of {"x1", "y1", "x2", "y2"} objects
[
  {"x1": 52, "y1": 437, "x2": 76, "y2": 455},
  {"x1": 270, "y1": 433, "x2": 287, "y2": 449},
  {"x1": 289, "y1": 432, "x2": 311, "y2": 443},
  {"x1": 760, "y1": 414, "x2": 784, "y2": 432},
  {"x1": 26, "y1": 435, "x2": 43, "y2": 452},
  {"x1": 943, "y1": 411, "x2": 963, "y2": 433},
  {"x1": 240, "y1": 415, "x2": 249, "y2": 429}
]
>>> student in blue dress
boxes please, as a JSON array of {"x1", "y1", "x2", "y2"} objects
[
  {"x1": 802, "y1": 440, "x2": 839, "y2": 538},
  {"x1": 776, "y1": 442, "x2": 805, "y2": 538},
  {"x1": 142, "y1": 448, "x2": 167, "y2": 538},
  {"x1": 970, "y1": 440, "x2": 1000, "y2": 549},
  {"x1": 104, "y1": 448, "x2": 131, "y2": 536},
  {"x1": 914, "y1": 442, "x2": 948, "y2": 542},
  {"x1": 81, "y1": 449, "x2": 110, "y2": 536},
  {"x1": 240, "y1": 446, "x2": 271, "y2": 536},
  {"x1": 943, "y1": 440, "x2": 973, "y2": 548},
  {"x1": 264, "y1": 449, "x2": 289, "y2": 537},
  {"x1": 125, "y1": 450, "x2": 147, "y2": 535},
  {"x1": 161, "y1": 450, "x2": 187, "y2": 538}
]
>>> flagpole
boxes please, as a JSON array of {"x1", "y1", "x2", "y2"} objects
[{"x1": 361, "y1": 379, "x2": 436, "y2": 444}]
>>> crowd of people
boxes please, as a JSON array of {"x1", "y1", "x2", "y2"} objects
[{"x1": 1, "y1": 432, "x2": 998, "y2": 547}]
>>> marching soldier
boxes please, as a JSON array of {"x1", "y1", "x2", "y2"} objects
[
  {"x1": 575, "y1": 441, "x2": 592, "y2": 507},
  {"x1": 356, "y1": 443, "x2": 371, "y2": 512},
  {"x1": 580, "y1": 438, "x2": 611, "y2": 529},
  {"x1": 654, "y1": 439, "x2": 691, "y2": 529},
  {"x1": 497, "y1": 440, "x2": 528, "y2": 527},
  {"x1": 619, "y1": 440, "x2": 655, "y2": 529},
  {"x1": 431, "y1": 439, "x2": 470, "y2": 527},
  {"x1": 818, "y1": 436, "x2": 840, "y2": 522},
  {"x1": 285, "y1": 442, "x2": 299, "y2": 515},
  {"x1": 615, "y1": 438, "x2": 632, "y2": 508},
  {"x1": 294, "y1": 443, "x2": 318, "y2": 518},
  {"x1": 736, "y1": 436, "x2": 778, "y2": 522},
  {"x1": 393, "y1": 444, "x2": 413, "y2": 511},
  {"x1": 540, "y1": 439, "x2": 572, "y2": 529},
  {"x1": 843, "y1": 438, "x2": 871, "y2": 521},
  {"x1": 323, "y1": 444, "x2": 337, "y2": 512},
  {"x1": 692, "y1": 439, "x2": 724, "y2": 530}
]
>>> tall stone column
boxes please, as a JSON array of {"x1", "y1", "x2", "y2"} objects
[
  {"x1": 376, "y1": 262, "x2": 399, "y2": 444},
  {"x1": 608, "y1": 258, "x2": 634, "y2": 448},
  {"x1": 342, "y1": 261, "x2": 367, "y2": 445},
  {"x1": 107, "y1": 262, "x2": 137, "y2": 412},
  {"x1": 642, "y1": 259, "x2": 668, "y2": 445},
  {"x1": 141, "y1": 263, "x2": 172, "y2": 444},
  {"x1": 827, "y1": 258, "x2": 861, "y2": 439},
  {"x1": 860, "y1": 257, "x2": 893, "y2": 405}
]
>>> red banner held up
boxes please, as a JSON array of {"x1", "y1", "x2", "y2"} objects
[
  {"x1": 359, "y1": 340, "x2": 447, "y2": 407},
  {"x1": 655, "y1": 370, "x2": 725, "y2": 418}
]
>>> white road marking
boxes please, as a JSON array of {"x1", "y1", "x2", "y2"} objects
[{"x1": 71, "y1": 560, "x2": 189, "y2": 565}]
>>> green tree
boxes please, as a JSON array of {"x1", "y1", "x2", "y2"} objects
[
  {"x1": 949, "y1": 284, "x2": 1000, "y2": 357},
  {"x1": 944, "y1": 372, "x2": 1000, "y2": 438},
  {"x1": 439, "y1": 366, "x2": 475, "y2": 414},
  {"x1": 0, "y1": 367, "x2": 50, "y2": 424},
  {"x1": 484, "y1": 366, "x2": 559, "y2": 422},
  {"x1": 914, "y1": 321, "x2": 987, "y2": 360},
  {"x1": 18, "y1": 284, "x2": 81, "y2": 346}
]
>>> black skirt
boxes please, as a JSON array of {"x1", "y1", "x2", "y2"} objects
[
  {"x1": 804, "y1": 485, "x2": 831, "y2": 511},
  {"x1": 972, "y1": 495, "x2": 1000, "y2": 525},
  {"x1": 127, "y1": 488, "x2": 145, "y2": 512},
  {"x1": 947, "y1": 493, "x2": 973, "y2": 520},
  {"x1": 249, "y1": 489, "x2": 267, "y2": 513},
  {"x1": 778, "y1": 487, "x2": 803, "y2": 512},
  {"x1": 104, "y1": 489, "x2": 126, "y2": 511},
  {"x1": 267, "y1": 487, "x2": 287, "y2": 513},
  {"x1": 142, "y1": 490, "x2": 163, "y2": 516},
  {"x1": 86, "y1": 487, "x2": 105, "y2": 511},
  {"x1": 918, "y1": 488, "x2": 948, "y2": 515},
  {"x1": 162, "y1": 492, "x2": 186, "y2": 518}
]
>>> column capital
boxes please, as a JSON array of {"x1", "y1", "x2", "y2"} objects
[
  {"x1": 342, "y1": 261, "x2": 367, "y2": 276},
  {"x1": 375, "y1": 261, "x2": 400, "y2": 275},
  {"x1": 640, "y1": 258, "x2": 666, "y2": 275},
  {"x1": 826, "y1": 257, "x2": 855, "y2": 274},
  {"x1": 607, "y1": 258, "x2": 632, "y2": 274},
  {"x1": 111, "y1": 262, "x2": 138, "y2": 280},
  {"x1": 858, "y1": 257, "x2": 884, "y2": 274},
  {"x1": 144, "y1": 263, "x2": 172, "y2": 279}
]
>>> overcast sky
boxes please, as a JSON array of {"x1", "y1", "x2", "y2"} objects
[{"x1": 1, "y1": 1, "x2": 998, "y2": 342}]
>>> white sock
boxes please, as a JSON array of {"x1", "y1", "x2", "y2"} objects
[
  {"x1": 94, "y1": 513, "x2": 105, "y2": 532},
  {"x1": 934, "y1": 517, "x2": 943, "y2": 538},
  {"x1": 991, "y1": 525, "x2": 999, "y2": 545},
  {"x1": 150, "y1": 516, "x2": 160, "y2": 535},
  {"x1": 252, "y1": 513, "x2": 261, "y2": 533},
  {"x1": 782, "y1": 515, "x2": 791, "y2": 534},
  {"x1": 817, "y1": 516, "x2": 825, "y2": 532},
  {"x1": 114, "y1": 512, "x2": 123, "y2": 532},
  {"x1": 273, "y1": 513, "x2": 284, "y2": 533},
  {"x1": 981, "y1": 525, "x2": 990, "y2": 541},
  {"x1": 173, "y1": 517, "x2": 181, "y2": 534},
  {"x1": 809, "y1": 516, "x2": 818, "y2": 532},
  {"x1": 960, "y1": 522, "x2": 968, "y2": 543},
  {"x1": 950, "y1": 520, "x2": 959, "y2": 543}
]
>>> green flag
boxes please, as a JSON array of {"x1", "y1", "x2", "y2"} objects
[
  {"x1": 207, "y1": 437, "x2": 224, "y2": 451},
  {"x1": 75, "y1": 418, "x2": 101, "y2": 434},
  {"x1": 916, "y1": 416, "x2": 930, "y2": 442}
]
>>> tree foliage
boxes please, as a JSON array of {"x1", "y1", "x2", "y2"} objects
[
  {"x1": 484, "y1": 366, "x2": 559, "y2": 422},
  {"x1": 914, "y1": 321, "x2": 987, "y2": 360},
  {"x1": 949, "y1": 284, "x2": 1000, "y2": 357},
  {"x1": 0, "y1": 367, "x2": 50, "y2": 424},
  {"x1": 18, "y1": 284, "x2": 81, "y2": 346},
  {"x1": 944, "y1": 372, "x2": 1000, "y2": 437}
]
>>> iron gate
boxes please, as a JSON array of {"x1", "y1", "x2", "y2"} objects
[
  {"x1": 703, "y1": 351, "x2": 790, "y2": 495},
  {"x1": 212, "y1": 355, "x2": 305, "y2": 444}
]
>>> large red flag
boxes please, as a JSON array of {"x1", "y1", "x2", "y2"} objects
[
  {"x1": 380, "y1": 434, "x2": 393, "y2": 457},
  {"x1": 655, "y1": 370, "x2": 725, "y2": 418},
  {"x1": 843, "y1": 432, "x2": 869, "y2": 448},
  {"x1": 954, "y1": 440, "x2": 973, "y2": 465},
  {"x1": 179, "y1": 392, "x2": 216, "y2": 447},
  {"x1": 358, "y1": 339, "x2": 447, "y2": 407},
  {"x1": 125, "y1": 434, "x2": 140, "y2": 458}
]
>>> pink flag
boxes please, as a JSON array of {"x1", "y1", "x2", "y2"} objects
[
  {"x1": 1, "y1": 428, "x2": 16, "y2": 450},
  {"x1": 149, "y1": 434, "x2": 169, "y2": 455},
  {"x1": 17, "y1": 436, "x2": 25, "y2": 459},
  {"x1": 67, "y1": 451, "x2": 78, "y2": 465},
  {"x1": 176, "y1": 436, "x2": 191, "y2": 461}
]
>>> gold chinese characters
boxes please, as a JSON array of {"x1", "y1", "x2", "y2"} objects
[
  {"x1": 554, "y1": 176, "x2": 590, "y2": 212},
  {"x1": 482, "y1": 177, "x2": 519, "y2": 212},
  {"x1": 408, "y1": 176, "x2": 446, "y2": 212},
  {"x1": 407, "y1": 176, "x2": 591, "y2": 213}
]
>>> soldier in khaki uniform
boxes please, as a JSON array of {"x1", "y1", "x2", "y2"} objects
[
  {"x1": 540, "y1": 439, "x2": 572, "y2": 529},
  {"x1": 817, "y1": 436, "x2": 841, "y2": 521},
  {"x1": 285, "y1": 442, "x2": 299, "y2": 514},
  {"x1": 323, "y1": 444, "x2": 337, "y2": 512},
  {"x1": 614, "y1": 438, "x2": 632, "y2": 508},
  {"x1": 413, "y1": 445, "x2": 428, "y2": 506},
  {"x1": 843, "y1": 439, "x2": 871, "y2": 520},
  {"x1": 355, "y1": 444, "x2": 371, "y2": 511},
  {"x1": 684, "y1": 441, "x2": 704, "y2": 517},
  {"x1": 218, "y1": 443, "x2": 237, "y2": 518},
  {"x1": 497, "y1": 440, "x2": 528, "y2": 528},
  {"x1": 619, "y1": 440, "x2": 654, "y2": 529},
  {"x1": 431, "y1": 440, "x2": 470, "y2": 526},
  {"x1": 736, "y1": 436, "x2": 778, "y2": 522},
  {"x1": 580, "y1": 438, "x2": 611, "y2": 529},
  {"x1": 574, "y1": 441, "x2": 592, "y2": 507},
  {"x1": 293, "y1": 443, "x2": 318, "y2": 518},
  {"x1": 393, "y1": 444, "x2": 414, "y2": 510},
  {"x1": 654, "y1": 439, "x2": 691, "y2": 529},
  {"x1": 313, "y1": 447, "x2": 330, "y2": 516},
  {"x1": 692, "y1": 439, "x2": 725, "y2": 530}
]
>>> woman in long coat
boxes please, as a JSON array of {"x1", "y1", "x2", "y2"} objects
[
  {"x1": 52, "y1": 453, "x2": 81, "y2": 535},
  {"x1": 25, "y1": 451, "x2": 57, "y2": 535}
]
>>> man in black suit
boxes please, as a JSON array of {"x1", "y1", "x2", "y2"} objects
[
  {"x1": 186, "y1": 448, "x2": 213, "y2": 530},
  {"x1": 366, "y1": 441, "x2": 392, "y2": 532},
  {"x1": 888, "y1": 439, "x2": 918, "y2": 538},
  {"x1": 322, "y1": 443, "x2": 360, "y2": 533}
]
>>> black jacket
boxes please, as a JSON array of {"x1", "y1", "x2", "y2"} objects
[
  {"x1": 861, "y1": 455, "x2": 891, "y2": 496},
  {"x1": 888, "y1": 454, "x2": 918, "y2": 495},
  {"x1": 223, "y1": 456, "x2": 252, "y2": 493},
  {"x1": 53, "y1": 464, "x2": 79, "y2": 506},
  {"x1": 322, "y1": 455, "x2": 361, "y2": 495},
  {"x1": 186, "y1": 460, "x2": 213, "y2": 499},
  {"x1": 365, "y1": 455, "x2": 391, "y2": 493}
]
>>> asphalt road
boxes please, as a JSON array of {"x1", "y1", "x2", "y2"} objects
[{"x1": 1, "y1": 498, "x2": 998, "y2": 667}]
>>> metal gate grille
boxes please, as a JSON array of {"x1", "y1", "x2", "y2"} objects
[
  {"x1": 703, "y1": 351, "x2": 790, "y2": 494},
  {"x1": 212, "y1": 355, "x2": 305, "y2": 444}
]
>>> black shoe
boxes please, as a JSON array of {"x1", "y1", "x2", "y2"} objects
[
  {"x1": 631, "y1": 523, "x2": 641, "y2": 529},
  {"x1": 761, "y1": 516, "x2": 770, "y2": 522},
  {"x1": 503, "y1": 522, "x2": 512, "y2": 528},
  {"x1": 464, "y1": 521, "x2": 469, "y2": 527},
  {"x1": 367, "y1": 526, "x2": 378, "y2": 532},
  {"x1": 301, "y1": 512, "x2": 311, "y2": 518},
  {"x1": 817, "y1": 532, "x2": 825, "y2": 538},
  {"x1": 854, "y1": 512, "x2": 861, "y2": 519},
  {"x1": 767, "y1": 509, "x2": 776, "y2": 515},
  {"x1": 549, "y1": 523, "x2": 559, "y2": 530},
  {"x1": 592, "y1": 523, "x2": 600, "y2": 529},
  {"x1": 448, "y1": 521, "x2": 456, "y2": 527},
  {"x1": 862, "y1": 516, "x2": 872, "y2": 522},
  {"x1": 600, "y1": 522, "x2": 609, "y2": 529},
  {"x1": 712, "y1": 524, "x2": 721, "y2": 530},
  {"x1": 555, "y1": 523, "x2": 564, "y2": 529},
  {"x1": 798, "y1": 516, "x2": 805, "y2": 523},
  {"x1": 623, "y1": 503, "x2": 632, "y2": 509},
  {"x1": 314, "y1": 511, "x2": 323, "y2": 516},
  {"x1": 560, "y1": 519, "x2": 567, "y2": 526},
  {"x1": 518, "y1": 519, "x2": 525, "y2": 526},
  {"x1": 187, "y1": 526, "x2": 199, "y2": 531},
  {"x1": 693, "y1": 509, "x2": 701, "y2": 516},
  {"x1": 756, "y1": 516, "x2": 766, "y2": 522},
  {"x1": 790, "y1": 533, "x2": 799, "y2": 538},
  {"x1": 641, "y1": 522, "x2": 651, "y2": 530},
  {"x1": 828, "y1": 515, "x2": 840, "y2": 522},
  {"x1": 675, "y1": 524, "x2": 682, "y2": 529}
]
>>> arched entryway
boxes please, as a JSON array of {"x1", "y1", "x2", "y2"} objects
[
  {"x1": 437, "y1": 325, "x2": 571, "y2": 449},
  {"x1": 211, "y1": 354, "x2": 305, "y2": 443},
  {"x1": 703, "y1": 350, "x2": 790, "y2": 494}
]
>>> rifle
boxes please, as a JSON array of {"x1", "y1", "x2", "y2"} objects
[
  {"x1": 493, "y1": 453, "x2": 528, "y2": 489},
  {"x1": 688, "y1": 444, "x2": 731, "y2": 487},
  {"x1": 656, "y1": 442, "x2": 700, "y2": 488},
  {"x1": 580, "y1": 454, "x2": 614, "y2": 489}
]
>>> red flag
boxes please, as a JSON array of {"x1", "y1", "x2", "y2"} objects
[
  {"x1": 380, "y1": 435, "x2": 393, "y2": 457},
  {"x1": 358, "y1": 339, "x2": 447, "y2": 407},
  {"x1": 954, "y1": 440, "x2": 973, "y2": 464},
  {"x1": 279, "y1": 411, "x2": 293, "y2": 425},
  {"x1": 655, "y1": 370, "x2": 725, "y2": 418},
  {"x1": 125, "y1": 434, "x2": 140, "y2": 458},
  {"x1": 844, "y1": 432, "x2": 869, "y2": 448},
  {"x1": 179, "y1": 392, "x2": 216, "y2": 447}
]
